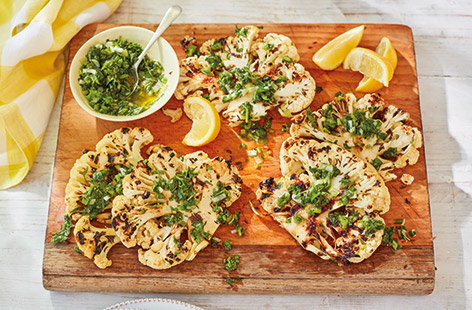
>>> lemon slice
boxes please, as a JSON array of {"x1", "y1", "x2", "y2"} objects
[
  {"x1": 312, "y1": 25, "x2": 365, "y2": 70},
  {"x1": 343, "y1": 47, "x2": 394, "y2": 87},
  {"x1": 182, "y1": 96, "x2": 221, "y2": 146},
  {"x1": 356, "y1": 37, "x2": 398, "y2": 92}
]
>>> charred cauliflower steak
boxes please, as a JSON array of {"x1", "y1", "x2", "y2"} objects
[
  {"x1": 290, "y1": 93, "x2": 422, "y2": 181},
  {"x1": 175, "y1": 25, "x2": 316, "y2": 128},
  {"x1": 257, "y1": 138, "x2": 390, "y2": 264},
  {"x1": 111, "y1": 145, "x2": 242, "y2": 269},
  {"x1": 65, "y1": 127, "x2": 153, "y2": 221}
]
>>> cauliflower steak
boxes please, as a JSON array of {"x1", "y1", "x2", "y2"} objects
[
  {"x1": 290, "y1": 93, "x2": 422, "y2": 181},
  {"x1": 111, "y1": 145, "x2": 243, "y2": 269},
  {"x1": 175, "y1": 25, "x2": 316, "y2": 128},
  {"x1": 257, "y1": 138, "x2": 390, "y2": 263}
]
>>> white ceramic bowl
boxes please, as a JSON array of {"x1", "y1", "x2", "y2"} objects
[{"x1": 69, "y1": 26, "x2": 179, "y2": 122}]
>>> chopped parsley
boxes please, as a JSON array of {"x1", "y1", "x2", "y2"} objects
[
  {"x1": 212, "y1": 181, "x2": 230, "y2": 206},
  {"x1": 239, "y1": 102, "x2": 273, "y2": 142},
  {"x1": 216, "y1": 66, "x2": 288, "y2": 142},
  {"x1": 382, "y1": 226, "x2": 401, "y2": 250},
  {"x1": 78, "y1": 38, "x2": 166, "y2": 116},
  {"x1": 328, "y1": 211, "x2": 360, "y2": 229},
  {"x1": 164, "y1": 209, "x2": 185, "y2": 226},
  {"x1": 361, "y1": 215, "x2": 385, "y2": 235},
  {"x1": 322, "y1": 104, "x2": 340, "y2": 133},
  {"x1": 370, "y1": 158, "x2": 383, "y2": 170},
  {"x1": 226, "y1": 276, "x2": 242, "y2": 287},
  {"x1": 282, "y1": 56, "x2": 293, "y2": 63},
  {"x1": 293, "y1": 213, "x2": 305, "y2": 224},
  {"x1": 191, "y1": 220, "x2": 211, "y2": 244},
  {"x1": 51, "y1": 215, "x2": 74, "y2": 244},
  {"x1": 73, "y1": 245, "x2": 83, "y2": 255},
  {"x1": 153, "y1": 168, "x2": 198, "y2": 210},
  {"x1": 281, "y1": 123, "x2": 290, "y2": 132},
  {"x1": 79, "y1": 165, "x2": 132, "y2": 219},
  {"x1": 277, "y1": 193, "x2": 291, "y2": 207},
  {"x1": 211, "y1": 39, "x2": 224, "y2": 51},
  {"x1": 224, "y1": 255, "x2": 240, "y2": 271},
  {"x1": 307, "y1": 92, "x2": 389, "y2": 140},
  {"x1": 381, "y1": 147, "x2": 398, "y2": 159},
  {"x1": 185, "y1": 44, "x2": 198, "y2": 57},
  {"x1": 223, "y1": 240, "x2": 233, "y2": 251},
  {"x1": 205, "y1": 54, "x2": 224, "y2": 70},
  {"x1": 234, "y1": 25, "x2": 248, "y2": 37}
]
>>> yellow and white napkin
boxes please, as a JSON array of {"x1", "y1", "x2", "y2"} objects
[{"x1": 0, "y1": 0, "x2": 122, "y2": 189}]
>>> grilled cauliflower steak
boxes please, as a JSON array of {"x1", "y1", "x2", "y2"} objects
[
  {"x1": 111, "y1": 145, "x2": 242, "y2": 269},
  {"x1": 290, "y1": 93, "x2": 422, "y2": 181},
  {"x1": 65, "y1": 127, "x2": 153, "y2": 221},
  {"x1": 175, "y1": 25, "x2": 316, "y2": 128},
  {"x1": 73, "y1": 215, "x2": 121, "y2": 269},
  {"x1": 257, "y1": 138, "x2": 390, "y2": 264}
]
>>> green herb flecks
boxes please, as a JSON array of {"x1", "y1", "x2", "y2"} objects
[
  {"x1": 79, "y1": 37, "x2": 166, "y2": 116},
  {"x1": 381, "y1": 147, "x2": 397, "y2": 159},
  {"x1": 73, "y1": 245, "x2": 83, "y2": 255},
  {"x1": 277, "y1": 193, "x2": 291, "y2": 207},
  {"x1": 239, "y1": 102, "x2": 273, "y2": 142},
  {"x1": 281, "y1": 123, "x2": 290, "y2": 132},
  {"x1": 361, "y1": 215, "x2": 385, "y2": 235},
  {"x1": 226, "y1": 276, "x2": 242, "y2": 287},
  {"x1": 234, "y1": 25, "x2": 248, "y2": 37},
  {"x1": 153, "y1": 168, "x2": 199, "y2": 211},
  {"x1": 191, "y1": 220, "x2": 211, "y2": 244},
  {"x1": 382, "y1": 226, "x2": 402, "y2": 250},
  {"x1": 224, "y1": 255, "x2": 240, "y2": 271},
  {"x1": 212, "y1": 181, "x2": 231, "y2": 206},
  {"x1": 185, "y1": 44, "x2": 199, "y2": 57},
  {"x1": 223, "y1": 240, "x2": 233, "y2": 251},
  {"x1": 51, "y1": 215, "x2": 74, "y2": 244},
  {"x1": 370, "y1": 158, "x2": 383, "y2": 170},
  {"x1": 80, "y1": 165, "x2": 133, "y2": 219},
  {"x1": 328, "y1": 211, "x2": 360, "y2": 229}
]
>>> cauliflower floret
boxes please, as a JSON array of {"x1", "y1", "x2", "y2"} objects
[
  {"x1": 95, "y1": 127, "x2": 153, "y2": 166},
  {"x1": 274, "y1": 63, "x2": 316, "y2": 117},
  {"x1": 250, "y1": 33, "x2": 300, "y2": 75},
  {"x1": 111, "y1": 195, "x2": 175, "y2": 248},
  {"x1": 223, "y1": 100, "x2": 269, "y2": 126},
  {"x1": 65, "y1": 127, "x2": 152, "y2": 221},
  {"x1": 401, "y1": 173, "x2": 414, "y2": 185},
  {"x1": 290, "y1": 93, "x2": 423, "y2": 181},
  {"x1": 162, "y1": 107, "x2": 182, "y2": 123},
  {"x1": 65, "y1": 151, "x2": 126, "y2": 219},
  {"x1": 138, "y1": 224, "x2": 192, "y2": 269},
  {"x1": 220, "y1": 26, "x2": 260, "y2": 68},
  {"x1": 73, "y1": 215, "x2": 120, "y2": 269}
]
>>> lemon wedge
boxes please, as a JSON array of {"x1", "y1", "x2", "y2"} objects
[
  {"x1": 343, "y1": 47, "x2": 394, "y2": 87},
  {"x1": 182, "y1": 96, "x2": 221, "y2": 146},
  {"x1": 356, "y1": 37, "x2": 398, "y2": 92},
  {"x1": 312, "y1": 25, "x2": 365, "y2": 70}
]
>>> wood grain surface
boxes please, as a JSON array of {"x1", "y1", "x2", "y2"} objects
[{"x1": 43, "y1": 23, "x2": 434, "y2": 295}]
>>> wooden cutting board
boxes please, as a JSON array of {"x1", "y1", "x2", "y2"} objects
[{"x1": 43, "y1": 23, "x2": 435, "y2": 295}]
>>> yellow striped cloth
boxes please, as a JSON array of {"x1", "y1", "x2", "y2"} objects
[{"x1": 0, "y1": 0, "x2": 122, "y2": 189}]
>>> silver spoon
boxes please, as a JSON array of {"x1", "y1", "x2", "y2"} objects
[{"x1": 129, "y1": 5, "x2": 182, "y2": 95}]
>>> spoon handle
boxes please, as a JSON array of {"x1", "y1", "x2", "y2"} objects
[{"x1": 135, "y1": 5, "x2": 182, "y2": 67}]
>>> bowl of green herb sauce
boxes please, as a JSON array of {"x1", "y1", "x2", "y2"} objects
[{"x1": 70, "y1": 26, "x2": 179, "y2": 121}]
